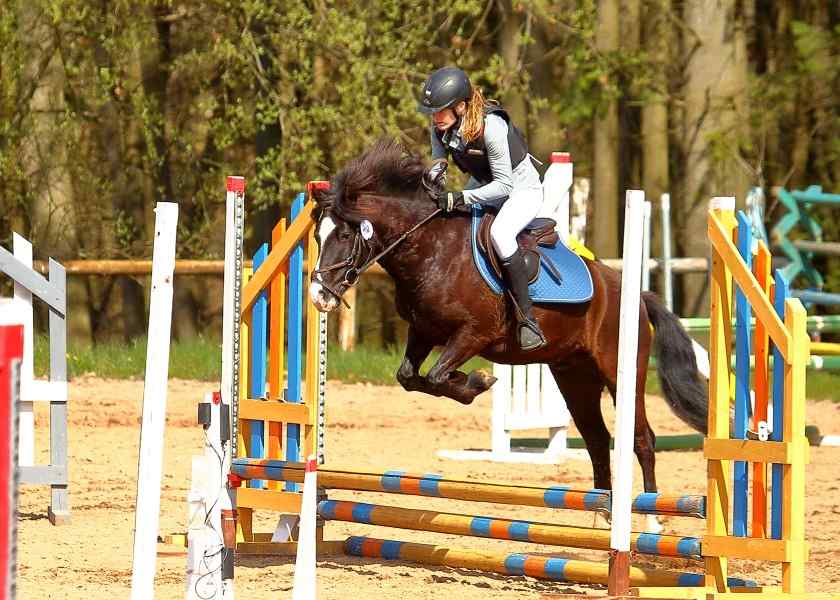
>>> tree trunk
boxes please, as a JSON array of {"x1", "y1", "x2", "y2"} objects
[
  {"x1": 527, "y1": 20, "x2": 564, "y2": 164},
  {"x1": 592, "y1": 0, "x2": 620, "y2": 257},
  {"x1": 89, "y1": 14, "x2": 148, "y2": 342},
  {"x1": 138, "y1": 8, "x2": 198, "y2": 339},
  {"x1": 642, "y1": 0, "x2": 671, "y2": 291},
  {"x1": 17, "y1": 3, "x2": 91, "y2": 340},
  {"x1": 679, "y1": 0, "x2": 749, "y2": 316},
  {"x1": 498, "y1": 0, "x2": 528, "y2": 128},
  {"x1": 619, "y1": 0, "x2": 642, "y2": 194}
]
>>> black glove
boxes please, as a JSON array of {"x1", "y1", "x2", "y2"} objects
[
  {"x1": 435, "y1": 190, "x2": 465, "y2": 212},
  {"x1": 425, "y1": 159, "x2": 448, "y2": 187}
]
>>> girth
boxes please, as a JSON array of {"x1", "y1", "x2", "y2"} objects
[{"x1": 476, "y1": 211, "x2": 561, "y2": 284}]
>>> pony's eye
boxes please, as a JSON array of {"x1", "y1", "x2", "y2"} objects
[{"x1": 338, "y1": 231, "x2": 352, "y2": 242}]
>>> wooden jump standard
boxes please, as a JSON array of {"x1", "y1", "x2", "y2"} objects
[{"x1": 207, "y1": 184, "x2": 827, "y2": 597}]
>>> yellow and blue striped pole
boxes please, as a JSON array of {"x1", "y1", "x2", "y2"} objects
[
  {"x1": 343, "y1": 537, "x2": 754, "y2": 588},
  {"x1": 230, "y1": 459, "x2": 706, "y2": 518},
  {"x1": 320, "y1": 500, "x2": 701, "y2": 559}
]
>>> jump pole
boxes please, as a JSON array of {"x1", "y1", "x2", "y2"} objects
[
  {"x1": 230, "y1": 459, "x2": 706, "y2": 518},
  {"x1": 318, "y1": 499, "x2": 702, "y2": 559},
  {"x1": 608, "y1": 189, "x2": 646, "y2": 594},
  {"x1": 343, "y1": 537, "x2": 753, "y2": 589},
  {"x1": 130, "y1": 202, "x2": 179, "y2": 600}
]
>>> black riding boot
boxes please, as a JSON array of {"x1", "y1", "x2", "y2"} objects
[{"x1": 501, "y1": 249, "x2": 547, "y2": 351}]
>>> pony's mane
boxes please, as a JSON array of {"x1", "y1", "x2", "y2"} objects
[{"x1": 327, "y1": 138, "x2": 427, "y2": 222}]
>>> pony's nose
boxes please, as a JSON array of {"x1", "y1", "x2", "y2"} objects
[{"x1": 308, "y1": 281, "x2": 339, "y2": 312}]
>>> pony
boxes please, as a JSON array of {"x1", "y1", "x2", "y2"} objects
[{"x1": 308, "y1": 138, "x2": 707, "y2": 499}]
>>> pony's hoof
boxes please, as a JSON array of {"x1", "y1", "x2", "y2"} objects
[
  {"x1": 467, "y1": 369, "x2": 497, "y2": 391},
  {"x1": 645, "y1": 514, "x2": 665, "y2": 534},
  {"x1": 592, "y1": 511, "x2": 611, "y2": 530}
]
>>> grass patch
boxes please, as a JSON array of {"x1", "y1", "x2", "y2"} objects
[
  {"x1": 326, "y1": 345, "x2": 493, "y2": 385},
  {"x1": 801, "y1": 371, "x2": 840, "y2": 403},
  {"x1": 35, "y1": 335, "x2": 222, "y2": 381},
  {"x1": 31, "y1": 335, "x2": 840, "y2": 404}
]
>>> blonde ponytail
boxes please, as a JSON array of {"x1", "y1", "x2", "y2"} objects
[{"x1": 461, "y1": 87, "x2": 494, "y2": 142}]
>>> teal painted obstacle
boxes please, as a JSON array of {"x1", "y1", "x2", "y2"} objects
[{"x1": 772, "y1": 185, "x2": 840, "y2": 306}]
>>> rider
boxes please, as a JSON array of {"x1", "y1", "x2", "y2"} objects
[{"x1": 417, "y1": 66, "x2": 547, "y2": 351}]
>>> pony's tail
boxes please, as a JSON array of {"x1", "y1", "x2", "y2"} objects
[{"x1": 643, "y1": 292, "x2": 709, "y2": 433}]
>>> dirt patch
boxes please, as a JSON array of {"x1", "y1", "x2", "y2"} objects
[{"x1": 17, "y1": 377, "x2": 840, "y2": 598}]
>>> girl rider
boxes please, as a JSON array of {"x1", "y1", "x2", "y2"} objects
[{"x1": 417, "y1": 66, "x2": 546, "y2": 351}]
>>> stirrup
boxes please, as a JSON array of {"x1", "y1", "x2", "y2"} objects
[{"x1": 518, "y1": 319, "x2": 547, "y2": 351}]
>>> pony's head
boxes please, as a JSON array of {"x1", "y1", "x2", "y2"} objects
[{"x1": 309, "y1": 138, "x2": 431, "y2": 312}]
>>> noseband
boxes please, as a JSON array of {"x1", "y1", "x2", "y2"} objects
[{"x1": 310, "y1": 230, "x2": 371, "y2": 307}]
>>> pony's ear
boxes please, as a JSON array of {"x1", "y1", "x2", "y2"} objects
[{"x1": 307, "y1": 180, "x2": 331, "y2": 205}]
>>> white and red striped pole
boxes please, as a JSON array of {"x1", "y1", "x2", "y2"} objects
[
  {"x1": 0, "y1": 324, "x2": 23, "y2": 600},
  {"x1": 292, "y1": 456, "x2": 318, "y2": 600}
]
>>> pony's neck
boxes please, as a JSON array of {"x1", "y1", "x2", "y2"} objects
[
  {"x1": 362, "y1": 190, "x2": 433, "y2": 240},
  {"x1": 364, "y1": 191, "x2": 439, "y2": 282}
]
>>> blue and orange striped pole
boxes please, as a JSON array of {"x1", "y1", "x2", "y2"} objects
[
  {"x1": 343, "y1": 537, "x2": 755, "y2": 588},
  {"x1": 230, "y1": 459, "x2": 706, "y2": 518},
  {"x1": 319, "y1": 500, "x2": 702, "y2": 559}
]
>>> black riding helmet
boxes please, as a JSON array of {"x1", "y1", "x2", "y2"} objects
[{"x1": 417, "y1": 67, "x2": 472, "y2": 115}]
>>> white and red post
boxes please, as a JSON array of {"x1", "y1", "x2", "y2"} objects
[
  {"x1": 608, "y1": 190, "x2": 646, "y2": 594},
  {"x1": 0, "y1": 324, "x2": 23, "y2": 599}
]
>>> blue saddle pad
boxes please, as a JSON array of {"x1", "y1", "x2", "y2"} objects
[{"x1": 471, "y1": 205, "x2": 594, "y2": 303}]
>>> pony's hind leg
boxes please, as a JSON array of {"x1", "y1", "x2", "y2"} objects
[
  {"x1": 599, "y1": 328, "x2": 663, "y2": 532},
  {"x1": 600, "y1": 332, "x2": 658, "y2": 496},
  {"x1": 548, "y1": 362, "x2": 611, "y2": 490}
]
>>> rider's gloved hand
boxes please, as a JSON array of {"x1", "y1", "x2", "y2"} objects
[
  {"x1": 435, "y1": 190, "x2": 465, "y2": 212},
  {"x1": 426, "y1": 159, "x2": 448, "y2": 187}
]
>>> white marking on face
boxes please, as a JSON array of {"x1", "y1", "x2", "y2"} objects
[
  {"x1": 309, "y1": 215, "x2": 339, "y2": 311},
  {"x1": 315, "y1": 216, "x2": 336, "y2": 273}
]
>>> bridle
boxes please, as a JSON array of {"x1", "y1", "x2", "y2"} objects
[{"x1": 312, "y1": 191, "x2": 442, "y2": 307}]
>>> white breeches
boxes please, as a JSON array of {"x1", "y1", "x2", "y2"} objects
[{"x1": 490, "y1": 185, "x2": 543, "y2": 259}]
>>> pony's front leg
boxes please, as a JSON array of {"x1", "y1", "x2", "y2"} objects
[
  {"x1": 425, "y1": 328, "x2": 497, "y2": 405},
  {"x1": 396, "y1": 328, "x2": 433, "y2": 393}
]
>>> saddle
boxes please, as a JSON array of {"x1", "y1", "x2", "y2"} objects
[{"x1": 476, "y1": 211, "x2": 562, "y2": 284}]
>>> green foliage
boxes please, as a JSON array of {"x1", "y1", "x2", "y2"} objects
[{"x1": 4, "y1": 0, "x2": 840, "y2": 346}]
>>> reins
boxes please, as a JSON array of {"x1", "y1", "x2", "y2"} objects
[{"x1": 358, "y1": 207, "x2": 442, "y2": 274}]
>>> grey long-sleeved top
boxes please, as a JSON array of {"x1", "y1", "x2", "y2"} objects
[{"x1": 430, "y1": 113, "x2": 540, "y2": 206}]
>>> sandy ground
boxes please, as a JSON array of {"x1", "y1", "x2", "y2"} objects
[{"x1": 16, "y1": 377, "x2": 840, "y2": 599}]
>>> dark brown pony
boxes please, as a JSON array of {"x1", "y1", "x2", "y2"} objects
[{"x1": 309, "y1": 138, "x2": 707, "y2": 496}]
